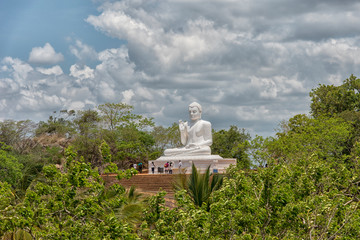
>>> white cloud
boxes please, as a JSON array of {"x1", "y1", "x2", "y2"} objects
[
  {"x1": 60, "y1": 85, "x2": 93, "y2": 103},
  {"x1": 98, "y1": 81, "x2": 116, "y2": 101},
  {"x1": 36, "y1": 65, "x2": 63, "y2": 76},
  {"x1": 306, "y1": 38, "x2": 360, "y2": 65},
  {"x1": 250, "y1": 77, "x2": 278, "y2": 99},
  {"x1": 2, "y1": 0, "x2": 360, "y2": 137},
  {"x1": 250, "y1": 75, "x2": 306, "y2": 99},
  {"x1": 2, "y1": 57, "x2": 33, "y2": 84},
  {"x1": 28, "y1": 43, "x2": 64, "y2": 64},
  {"x1": 87, "y1": 8, "x2": 234, "y2": 74},
  {"x1": 15, "y1": 89, "x2": 65, "y2": 111},
  {"x1": 236, "y1": 105, "x2": 271, "y2": 121},
  {"x1": 122, "y1": 89, "x2": 135, "y2": 104},
  {"x1": 0, "y1": 99, "x2": 6, "y2": 112},
  {"x1": 70, "y1": 40, "x2": 98, "y2": 61},
  {"x1": 69, "y1": 64, "x2": 95, "y2": 80},
  {"x1": 0, "y1": 78, "x2": 20, "y2": 96},
  {"x1": 87, "y1": 8, "x2": 154, "y2": 43},
  {"x1": 65, "y1": 101, "x2": 86, "y2": 111}
]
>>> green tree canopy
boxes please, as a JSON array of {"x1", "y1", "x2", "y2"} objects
[
  {"x1": 0, "y1": 142, "x2": 23, "y2": 187},
  {"x1": 150, "y1": 122, "x2": 182, "y2": 158},
  {"x1": 98, "y1": 102, "x2": 154, "y2": 130},
  {"x1": 268, "y1": 114, "x2": 353, "y2": 165},
  {"x1": 0, "y1": 146, "x2": 139, "y2": 239},
  {"x1": 0, "y1": 120, "x2": 37, "y2": 154},
  {"x1": 212, "y1": 125, "x2": 251, "y2": 168},
  {"x1": 310, "y1": 74, "x2": 360, "y2": 118},
  {"x1": 175, "y1": 164, "x2": 223, "y2": 210},
  {"x1": 36, "y1": 110, "x2": 75, "y2": 137},
  {"x1": 139, "y1": 111, "x2": 360, "y2": 239}
]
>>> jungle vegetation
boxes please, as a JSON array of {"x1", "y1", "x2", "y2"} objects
[{"x1": 1, "y1": 75, "x2": 360, "y2": 239}]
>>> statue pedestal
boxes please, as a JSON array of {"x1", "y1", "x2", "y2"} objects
[{"x1": 149, "y1": 155, "x2": 236, "y2": 174}]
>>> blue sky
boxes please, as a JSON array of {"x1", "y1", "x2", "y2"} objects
[
  {"x1": 1, "y1": 0, "x2": 360, "y2": 137},
  {"x1": 0, "y1": 0, "x2": 121, "y2": 71}
]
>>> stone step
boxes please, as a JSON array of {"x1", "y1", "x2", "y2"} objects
[{"x1": 102, "y1": 174, "x2": 179, "y2": 194}]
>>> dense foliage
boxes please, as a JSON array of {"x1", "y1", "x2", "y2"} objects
[
  {"x1": 0, "y1": 143, "x2": 23, "y2": 187},
  {"x1": 211, "y1": 125, "x2": 251, "y2": 168},
  {"x1": 2, "y1": 76, "x2": 360, "y2": 239},
  {"x1": 139, "y1": 75, "x2": 360, "y2": 239},
  {"x1": 0, "y1": 145, "x2": 138, "y2": 239},
  {"x1": 310, "y1": 74, "x2": 360, "y2": 118},
  {"x1": 141, "y1": 162, "x2": 360, "y2": 239}
]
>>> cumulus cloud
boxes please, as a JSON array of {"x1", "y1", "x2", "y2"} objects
[
  {"x1": 28, "y1": 43, "x2": 64, "y2": 64},
  {"x1": 2, "y1": 57, "x2": 33, "y2": 84},
  {"x1": 84, "y1": 0, "x2": 360, "y2": 136},
  {"x1": 70, "y1": 40, "x2": 98, "y2": 61},
  {"x1": 15, "y1": 89, "x2": 65, "y2": 111},
  {"x1": 2, "y1": 0, "x2": 360, "y2": 136},
  {"x1": 0, "y1": 78, "x2": 20, "y2": 97},
  {"x1": 0, "y1": 57, "x2": 96, "y2": 120},
  {"x1": 122, "y1": 89, "x2": 135, "y2": 104},
  {"x1": 36, "y1": 65, "x2": 63, "y2": 76},
  {"x1": 69, "y1": 64, "x2": 95, "y2": 80}
]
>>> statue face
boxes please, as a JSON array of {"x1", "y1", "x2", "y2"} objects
[{"x1": 189, "y1": 106, "x2": 201, "y2": 121}]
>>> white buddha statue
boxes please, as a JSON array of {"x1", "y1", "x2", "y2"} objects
[{"x1": 164, "y1": 102, "x2": 212, "y2": 156}]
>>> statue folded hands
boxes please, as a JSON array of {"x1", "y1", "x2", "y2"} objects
[{"x1": 164, "y1": 102, "x2": 213, "y2": 156}]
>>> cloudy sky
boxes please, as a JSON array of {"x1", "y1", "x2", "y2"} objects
[{"x1": 1, "y1": 0, "x2": 360, "y2": 137}]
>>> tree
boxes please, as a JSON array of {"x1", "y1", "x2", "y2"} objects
[
  {"x1": 0, "y1": 181, "x2": 14, "y2": 210},
  {"x1": 150, "y1": 123, "x2": 182, "y2": 158},
  {"x1": 97, "y1": 103, "x2": 156, "y2": 167},
  {"x1": 140, "y1": 142, "x2": 360, "y2": 239},
  {"x1": 72, "y1": 109, "x2": 102, "y2": 166},
  {"x1": 0, "y1": 146, "x2": 139, "y2": 239},
  {"x1": 0, "y1": 142, "x2": 23, "y2": 187},
  {"x1": 0, "y1": 120, "x2": 37, "y2": 154},
  {"x1": 35, "y1": 110, "x2": 75, "y2": 137},
  {"x1": 310, "y1": 74, "x2": 360, "y2": 118},
  {"x1": 242, "y1": 135, "x2": 273, "y2": 168},
  {"x1": 1, "y1": 229, "x2": 33, "y2": 240},
  {"x1": 175, "y1": 164, "x2": 223, "y2": 210},
  {"x1": 112, "y1": 125, "x2": 155, "y2": 168},
  {"x1": 98, "y1": 102, "x2": 154, "y2": 130},
  {"x1": 98, "y1": 102, "x2": 133, "y2": 131},
  {"x1": 138, "y1": 90, "x2": 360, "y2": 239},
  {"x1": 310, "y1": 75, "x2": 360, "y2": 147},
  {"x1": 212, "y1": 125, "x2": 251, "y2": 168},
  {"x1": 269, "y1": 114, "x2": 353, "y2": 165},
  {"x1": 65, "y1": 103, "x2": 157, "y2": 169},
  {"x1": 73, "y1": 109, "x2": 100, "y2": 136}
]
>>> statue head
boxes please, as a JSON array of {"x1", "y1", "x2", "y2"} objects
[
  {"x1": 189, "y1": 102, "x2": 202, "y2": 112},
  {"x1": 189, "y1": 102, "x2": 202, "y2": 121}
]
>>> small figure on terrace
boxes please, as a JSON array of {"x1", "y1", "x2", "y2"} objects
[
  {"x1": 151, "y1": 162, "x2": 155, "y2": 174},
  {"x1": 164, "y1": 102, "x2": 212, "y2": 156}
]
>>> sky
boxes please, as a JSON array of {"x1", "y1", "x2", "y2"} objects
[{"x1": 1, "y1": 0, "x2": 360, "y2": 137}]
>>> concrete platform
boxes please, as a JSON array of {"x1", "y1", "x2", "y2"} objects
[{"x1": 148, "y1": 157, "x2": 236, "y2": 174}]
